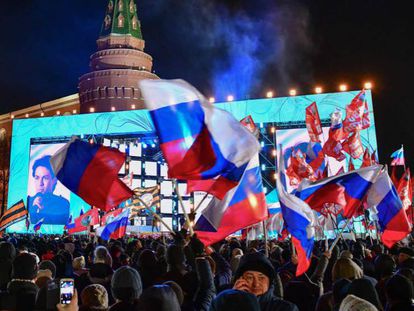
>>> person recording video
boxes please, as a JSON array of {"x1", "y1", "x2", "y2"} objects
[{"x1": 28, "y1": 155, "x2": 70, "y2": 225}]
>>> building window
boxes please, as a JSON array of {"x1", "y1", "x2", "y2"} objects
[
  {"x1": 118, "y1": 0, "x2": 124, "y2": 11},
  {"x1": 117, "y1": 13, "x2": 125, "y2": 28},
  {"x1": 132, "y1": 15, "x2": 138, "y2": 30},
  {"x1": 129, "y1": 0, "x2": 135, "y2": 13},
  {"x1": 108, "y1": 0, "x2": 114, "y2": 13},
  {"x1": 104, "y1": 15, "x2": 111, "y2": 30}
]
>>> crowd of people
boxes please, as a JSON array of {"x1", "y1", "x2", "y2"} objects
[{"x1": 0, "y1": 231, "x2": 414, "y2": 311}]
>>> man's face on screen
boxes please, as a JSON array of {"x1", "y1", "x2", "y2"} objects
[{"x1": 34, "y1": 166, "x2": 57, "y2": 194}]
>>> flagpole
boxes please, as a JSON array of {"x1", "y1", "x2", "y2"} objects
[
  {"x1": 329, "y1": 217, "x2": 352, "y2": 252},
  {"x1": 402, "y1": 144, "x2": 406, "y2": 171},
  {"x1": 135, "y1": 196, "x2": 174, "y2": 234},
  {"x1": 194, "y1": 191, "x2": 209, "y2": 213},
  {"x1": 174, "y1": 179, "x2": 194, "y2": 236},
  {"x1": 262, "y1": 220, "x2": 269, "y2": 257}
]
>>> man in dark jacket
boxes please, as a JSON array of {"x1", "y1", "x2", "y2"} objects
[
  {"x1": 233, "y1": 252, "x2": 299, "y2": 311},
  {"x1": 0, "y1": 241, "x2": 16, "y2": 290},
  {"x1": 0, "y1": 252, "x2": 39, "y2": 310}
]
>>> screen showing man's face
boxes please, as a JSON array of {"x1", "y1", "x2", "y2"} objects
[{"x1": 34, "y1": 166, "x2": 56, "y2": 194}]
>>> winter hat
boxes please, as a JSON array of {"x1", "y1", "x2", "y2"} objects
[
  {"x1": 111, "y1": 266, "x2": 142, "y2": 301},
  {"x1": 339, "y1": 294, "x2": 377, "y2": 311},
  {"x1": 39, "y1": 260, "x2": 56, "y2": 279},
  {"x1": 333, "y1": 278, "x2": 352, "y2": 306},
  {"x1": 73, "y1": 256, "x2": 86, "y2": 270},
  {"x1": 234, "y1": 251, "x2": 276, "y2": 283},
  {"x1": 139, "y1": 284, "x2": 180, "y2": 311},
  {"x1": 210, "y1": 289, "x2": 260, "y2": 311},
  {"x1": 12, "y1": 253, "x2": 38, "y2": 280},
  {"x1": 348, "y1": 278, "x2": 382, "y2": 310},
  {"x1": 385, "y1": 274, "x2": 414, "y2": 303},
  {"x1": 163, "y1": 281, "x2": 184, "y2": 306},
  {"x1": 332, "y1": 258, "x2": 363, "y2": 282},
  {"x1": 340, "y1": 250, "x2": 354, "y2": 260},
  {"x1": 81, "y1": 284, "x2": 108, "y2": 310}
]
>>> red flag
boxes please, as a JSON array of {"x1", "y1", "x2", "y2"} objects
[
  {"x1": 361, "y1": 100, "x2": 370, "y2": 130},
  {"x1": 397, "y1": 168, "x2": 412, "y2": 212},
  {"x1": 323, "y1": 138, "x2": 346, "y2": 161},
  {"x1": 361, "y1": 148, "x2": 372, "y2": 167},
  {"x1": 240, "y1": 115, "x2": 259, "y2": 138},
  {"x1": 306, "y1": 102, "x2": 323, "y2": 142},
  {"x1": 286, "y1": 154, "x2": 301, "y2": 186},
  {"x1": 390, "y1": 166, "x2": 399, "y2": 187},
  {"x1": 68, "y1": 208, "x2": 99, "y2": 234},
  {"x1": 343, "y1": 131, "x2": 364, "y2": 159},
  {"x1": 348, "y1": 159, "x2": 355, "y2": 172},
  {"x1": 371, "y1": 150, "x2": 378, "y2": 164},
  {"x1": 343, "y1": 90, "x2": 366, "y2": 133}
]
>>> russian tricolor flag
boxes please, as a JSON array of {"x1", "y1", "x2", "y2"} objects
[
  {"x1": 98, "y1": 208, "x2": 129, "y2": 241},
  {"x1": 295, "y1": 165, "x2": 382, "y2": 218},
  {"x1": 139, "y1": 79, "x2": 260, "y2": 181},
  {"x1": 391, "y1": 146, "x2": 405, "y2": 166},
  {"x1": 51, "y1": 138, "x2": 134, "y2": 211},
  {"x1": 194, "y1": 154, "x2": 268, "y2": 246},
  {"x1": 33, "y1": 218, "x2": 44, "y2": 232},
  {"x1": 276, "y1": 148, "x2": 315, "y2": 276},
  {"x1": 367, "y1": 169, "x2": 411, "y2": 248}
]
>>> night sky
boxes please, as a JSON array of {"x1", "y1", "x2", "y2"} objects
[{"x1": 0, "y1": 1, "x2": 413, "y2": 168}]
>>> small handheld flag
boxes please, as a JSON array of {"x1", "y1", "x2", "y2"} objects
[
  {"x1": 390, "y1": 146, "x2": 405, "y2": 166},
  {"x1": 98, "y1": 208, "x2": 130, "y2": 240},
  {"x1": 33, "y1": 218, "x2": 44, "y2": 232}
]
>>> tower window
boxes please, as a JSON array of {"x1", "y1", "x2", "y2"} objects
[
  {"x1": 104, "y1": 15, "x2": 111, "y2": 30},
  {"x1": 108, "y1": 0, "x2": 114, "y2": 13},
  {"x1": 117, "y1": 13, "x2": 125, "y2": 28},
  {"x1": 129, "y1": 0, "x2": 134, "y2": 13},
  {"x1": 118, "y1": 0, "x2": 124, "y2": 11},
  {"x1": 132, "y1": 15, "x2": 138, "y2": 30}
]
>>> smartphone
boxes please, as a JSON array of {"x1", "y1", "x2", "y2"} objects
[{"x1": 59, "y1": 278, "x2": 74, "y2": 305}]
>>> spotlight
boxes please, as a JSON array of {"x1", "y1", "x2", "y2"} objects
[
  {"x1": 56, "y1": 111, "x2": 61, "y2": 115},
  {"x1": 142, "y1": 143, "x2": 147, "y2": 149},
  {"x1": 25, "y1": 113, "x2": 29, "y2": 118},
  {"x1": 272, "y1": 149, "x2": 276, "y2": 157},
  {"x1": 131, "y1": 104, "x2": 136, "y2": 109},
  {"x1": 227, "y1": 95, "x2": 234, "y2": 102},
  {"x1": 111, "y1": 107, "x2": 116, "y2": 111},
  {"x1": 260, "y1": 141, "x2": 265, "y2": 147},
  {"x1": 89, "y1": 107, "x2": 95, "y2": 113},
  {"x1": 40, "y1": 112, "x2": 44, "y2": 117},
  {"x1": 364, "y1": 82, "x2": 373, "y2": 89},
  {"x1": 266, "y1": 91, "x2": 274, "y2": 98},
  {"x1": 315, "y1": 86, "x2": 323, "y2": 94},
  {"x1": 151, "y1": 143, "x2": 156, "y2": 148},
  {"x1": 10, "y1": 115, "x2": 14, "y2": 119},
  {"x1": 209, "y1": 97, "x2": 215, "y2": 103},
  {"x1": 261, "y1": 164, "x2": 266, "y2": 171},
  {"x1": 339, "y1": 84, "x2": 348, "y2": 91},
  {"x1": 289, "y1": 89, "x2": 297, "y2": 96},
  {"x1": 270, "y1": 127, "x2": 275, "y2": 133},
  {"x1": 72, "y1": 109, "x2": 77, "y2": 114}
]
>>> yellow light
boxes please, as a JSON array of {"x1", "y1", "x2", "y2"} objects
[
  {"x1": 272, "y1": 149, "x2": 276, "y2": 157},
  {"x1": 89, "y1": 139, "x2": 94, "y2": 144},
  {"x1": 227, "y1": 95, "x2": 234, "y2": 102},
  {"x1": 315, "y1": 86, "x2": 323, "y2": 94},
  {"x1": 209, "y1": 97, "x2": 215, "y2": 103},
  {"x1": 273, "y1": 173, "x2": 277, "y2": 180},
  {"x1": 10, "y1": 115, "x2": 14, "y2": 119},
  {"x1": 25, "y1": 113, "x2": 29, "y2": 118},
  {"x1": 270, "y1": 127, "x2": 275, "y2": 133},
  {"x1": 339, "y1": 84, "x2": 348, "y2": 91},
  {"x1": 40, "y1": 112, "x2": 44, "y2": 117},
  {"x1": 289, "y1": 89, "x2": 297, "y2": 96},
  {"x1": 72, "y1": 109, "x2": 77, "y2": 114},
  {"x1": 247, "y1": 193, "x2": 258, "y2": 208},
  {"x1": 131, "y1": 104, "x2": 136, "y2": 109},
  {"x1": 364, "y1": 82, "x2": 373, "y2": 89},
  {"x1": 111, "y1": 107, "x2": 116, "y2": 111},
  {"x1": 266, "y1": 91, "x2": 274, "y2": 98},
  {"x1": 90, "y1": 107, "x2": 95, "y2": 113},
  {"x1": 56, "y1": 111, "x2": 61, "y2": 115}
]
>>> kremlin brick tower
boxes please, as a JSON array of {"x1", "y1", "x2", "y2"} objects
[{"x1": 78, "y1": 0, "x2": 158, "y2": 113}]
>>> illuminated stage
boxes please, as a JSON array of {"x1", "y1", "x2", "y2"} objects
[{"x1": 7, "y1": 90, "x2": 377, "y2": 234}]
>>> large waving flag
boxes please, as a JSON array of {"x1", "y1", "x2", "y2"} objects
[
  {"x1": 296, "y1": 165, "x2": 382, "y2": 218},
  {"x1": 68, "y1": 208, "x2": 99, "y2": 234},
  {"x1": 51, "y1": 138, "x2": 134, "y2": 211},
  {"x1": 98, "y1": 208, "x2": 129, "y2": 240},
  {"x1": 367, "y1": 169, "x2": 411, "y2": 248},
  {"x1": 194, "y1": 154, "x2": 268, "y2": 246},
  {"x1": 305, "y1": 102, "x2": 323, "y2": 143},
  {"x1": 391, "y1": 146, "x2": 405, "y2": 166},
  {"x1": 343, "y1": 131, "x2": 364, "y2": 159},
  {"x1": 276, "y1": 147, "x2": 315, "y2": 276},
  {"x1": 139, "y1": 79, "x2": 260, "y2": 181},
  {"x1": 397, "y1": 168, "x2": 412, "y2": 212},
  {"x1": 33, "y1": 218, "x2": 44, "y2": 232},
  {"x1": 0, "y1": 200, "x2": 28, "y2": 231}
]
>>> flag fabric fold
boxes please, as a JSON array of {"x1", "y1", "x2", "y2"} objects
[
  {"x1": 139, "y1": 79, "x2": 260, "y2": 181},
  {"x1": 306, "y1": 102, "x2": 323, "y2": 143},
  {"x1": 98, "y1": 208, "x2": 130, "y2": 241},
  {"x1": 296, "y1": 165, "x2": 382, "y2": 218},
  {"x1": 51, "y1": 138, "x2": 134, "y2": 211},
  {"x1": 367, "y1": 169, "x2": 411, "y2": 248},
  {"x1": 276, "y1": 148, "x2": 315, "y2": 276},
  {"x1": 195, "y1": 154, "x2": 268, "y2": 246}
]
